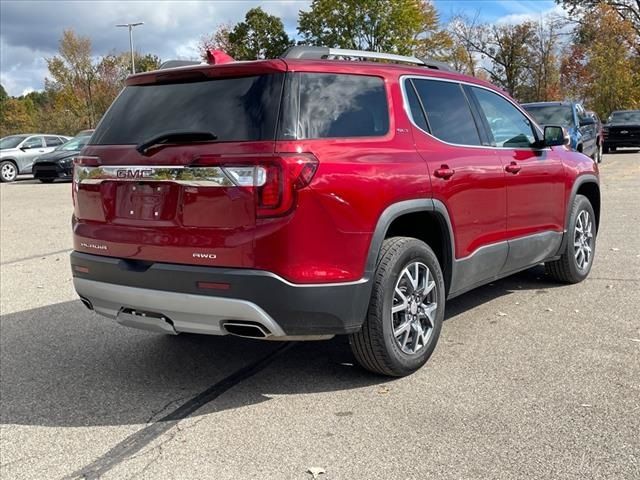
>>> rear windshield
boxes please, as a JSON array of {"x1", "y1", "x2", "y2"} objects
[
  {"x1": 523, "y1": 105, "x2": 574, "y2": 127},
  {"x1": 609, "y1": 111, "x2": 640, "y2": 123},
  {"x1": 90, "y1": 74, "x2": 284, "y2": 145}
]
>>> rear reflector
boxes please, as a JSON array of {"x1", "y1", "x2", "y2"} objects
[
  {"x1": 197, "y1": 281, "x2": 231, "y2": 290},
  {"x1": 73, "y1": 265, "x2": 90, "y2": 273}
]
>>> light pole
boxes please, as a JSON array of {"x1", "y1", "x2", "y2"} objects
[{"x1": 116, "y1": 22, "x2": 144, "y2": 74}]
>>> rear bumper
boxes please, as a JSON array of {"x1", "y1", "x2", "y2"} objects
[
  {"x1": 604, "y1": 138, "x2": 640, "y2": 148},
  {"x1": 71, "y1": 251, "x2": 371, "y2": 337},
  {"x1": 33, "y1": 162, "x2": 73, "y2": 180}
]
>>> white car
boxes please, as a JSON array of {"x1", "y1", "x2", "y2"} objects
[{"x1": 0, "y1": 134, "x2": 71, "y2": 182}]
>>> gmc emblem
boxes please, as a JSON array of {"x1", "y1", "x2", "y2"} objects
[{"x1": 116, "y1": 168, "x2": 153, "y2": 179}]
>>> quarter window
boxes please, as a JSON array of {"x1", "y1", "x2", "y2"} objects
[
  {"x1": 295, "y1": 73, "x2": 389, "y2": 139},
  {"x1": 45, "y1": 136, "x2": 63, "y2": 147},
  {"x1": 411, "y1": 79, "x2": 481, "y2": 146},
  {"x1": 406, "y1": 81, "x2": 429, "y2": 132},
  {"x1": 472, "y1": 87, "x2": 536, "y2": 148}
]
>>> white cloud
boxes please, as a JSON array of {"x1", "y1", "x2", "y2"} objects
[
  {"x1": 494, "y1": 5, "x2": 567, "y2": 25},
  {"x1": 0, "y1": 0, "x2": 310, "y2": 96}
]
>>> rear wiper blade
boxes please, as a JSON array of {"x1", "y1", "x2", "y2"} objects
[{"x1": 136, "y1": 130, "x2": 217, "y2": 155}]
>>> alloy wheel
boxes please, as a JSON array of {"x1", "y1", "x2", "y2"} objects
[
  {"x1": 574, "y1": 210, "x2": 594, "y2": 270},
  {"x1": 391, "y1": 261, "x2": 438, "y2": 355},
  {"x1": 1, "y1": 162, "x2": 17, "y2": 182}
]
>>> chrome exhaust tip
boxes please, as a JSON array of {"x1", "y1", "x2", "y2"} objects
[
  {"x1": 223, "y1": 321, "x2": 272, "y2": 339},
  {"x1": 79, "y1": 296, "x2": 94, "y2": 311}
]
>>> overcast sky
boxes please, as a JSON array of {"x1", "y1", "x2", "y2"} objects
[{"x1": 0, "y1": 0, "x2": 559, "y2": 97}]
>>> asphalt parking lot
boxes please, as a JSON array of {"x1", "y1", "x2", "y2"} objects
[{"x1": 1, "y1": 152, "x2": 639, "y2": 480}]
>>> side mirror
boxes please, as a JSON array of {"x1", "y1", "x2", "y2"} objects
[
  {"x1": 543, "y1": 125, "x2": 570, "y2": 147},
  {"x1": 579, "y1": 116, "x2": 595, "y2": 127}
]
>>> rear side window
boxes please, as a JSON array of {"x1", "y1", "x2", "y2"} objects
[
  {"x1": 45, "y1": 136, "x2": 63, "y2": 147},
  {"x1": 411, "y1": 79, "x2": 481, "y2": 146},
  {"x1": 281, "y1": 73, "x2": 389, "y2": 139},
  {"x1": 91, "y1": 74, "x2": 284, "y2": 145}
]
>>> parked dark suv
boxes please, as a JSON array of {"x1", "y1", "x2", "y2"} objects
[{"x1": 71, "y1": 47, "x2": 600, "y2": 376}]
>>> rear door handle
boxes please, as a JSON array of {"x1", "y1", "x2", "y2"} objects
[
  {"x1": 505, "y1": 162, "x2": 521, "y2": 174},
  {"x1": 434, "y1": 165, "x2": 455, "y2": 180}
]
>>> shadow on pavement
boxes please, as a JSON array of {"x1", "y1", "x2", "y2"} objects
[
  {"x1": 0, "y1": 265, "x2": 564, "y2": 429},
  {"x1": 607, "y1": 148, "x2": 639, "y2": 154},
  {"x1": 3, "y1": 175, "x2": 71, "y2": 185}
]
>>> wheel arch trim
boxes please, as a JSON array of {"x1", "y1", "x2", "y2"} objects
[
  {"x1": 567, "y1": 174, "x2": 600, "y2": 231},
  {"x1": 364, "y1": 198, "x2": 455, "y2": 293},
  {"x1": 555, "y1": 173, "x2": 600, "y2": 256}
]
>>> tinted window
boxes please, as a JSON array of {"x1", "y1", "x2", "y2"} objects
[
  {"x1": 91, "y1": 74, "x2": 284, "y2": 145},
  {"x1": 406, "y1": 80, "x2": 429, "y2": 132},
  {"x1": 23, "y1": 137, "x2": 43, "y2": 148},
  {"x1": 523, "y1": 105, "x2": 574, "y2": 127},
  {"x1": 609, "y1": 111, "x2": 640, "y2": 123},
  {"x1": 294, "y1": 73, "x2": 389, "y2": 139},
  {"x1": 412, "y1": 79, "x2": 481, "y2": 145},
  {"x1": 45, "y1": 136, "x2": 63, "y2": 147},
  {"x1": 472, "y1": 87, "x2": 536, "y2": 148},
  {"x1": 0, "y1": 135, "x2": 28, "y2": 149}
]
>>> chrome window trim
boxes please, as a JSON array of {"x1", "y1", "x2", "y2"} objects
[
  {"x1": 399, "y1": 75, "x2": 549, "y2": 152},
  {"x1": 73, "y1": 165, "x2": 265, "y2": 188}
]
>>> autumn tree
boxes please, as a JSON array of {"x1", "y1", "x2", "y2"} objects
[
  {"x1": 298, "y1": 0, "x2": 451, "y2": 58},
  {"x1": 199, "y1": 23, "x2": 233, "y2": 60},
  {"x1": 46, "y1": 30, "x2": 99, "y2": 128},
  {"x1": 453, "y1": 20, "x2": 537, "y2": 98},
  {"x1": 135, "y1": 53, "x2": 162, "y2": 72},
  {"x1": 201, "y1": 8, "x2": 292, "y2": 60},
  {"x1": 523, "y1": 17, "x2": 563, "y2": 102},
  {"x1": 568, "y1": 4, "x2": 640, "y2": 117},
  {"x1": 0, "y1": 98, "x2": 35, "y2": 136},
  {"x1": 557, "y1": 0, "x2": 640, "y2": 52},
  {"x1": 448, "y1": 13, "x2": 482, "y2": 75}
]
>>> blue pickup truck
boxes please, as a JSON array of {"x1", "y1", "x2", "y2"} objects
[{"x1": 522, "y1": 101, "x2": 601, "y2": 163}]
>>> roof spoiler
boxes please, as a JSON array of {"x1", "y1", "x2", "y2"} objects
[
  {"x1": 158, "y1": 50, "x2": 235, "y2": 70},
  {"x1": 281, "y1": 46, "x2": 453, "y2": 71}
]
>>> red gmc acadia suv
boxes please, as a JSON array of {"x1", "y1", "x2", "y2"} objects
[{"x1": 70, "y1": 46, "x2": 600, "y2": 376}]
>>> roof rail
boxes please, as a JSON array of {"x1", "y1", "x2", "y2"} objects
[
  {"x1": 158, "y1": 60, "x2": 202, "y2": 70},
  {"x1": 281, "y1": 46, "x2": 452, "y2": 71}
]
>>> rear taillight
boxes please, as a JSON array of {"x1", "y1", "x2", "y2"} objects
[
  {"x1": 255, "y1": 154, "x2": 318, "y2": 218},
  {"x1": 72, "y1": 156, "x2": 101, "y2": 204},
  {"x1": 74, "y1": 156, "x2": 101, "y2": 167}
]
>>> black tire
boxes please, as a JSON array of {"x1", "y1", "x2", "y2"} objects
[
  {"x1": 610, "y1": 146, "x2": 617, "y2": 152},
  {"x1": 595, "y1": 143, "x2": 603, "y2": 163},
  {"x1": 38, "y1": 178, "x2": 55, "y2": 184},
  {"x1": 349, "y1": 237, "x2": 445, "y2": 377},
  {"x1": 0, "y1": 160, "x2": 18, "y2": 183},
  {"x1": 603, "y1": 144, "x2": 610, "y2": 154},
  {"x1": 545, "y1": 194, "x2": 596, "y2": 283}
]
